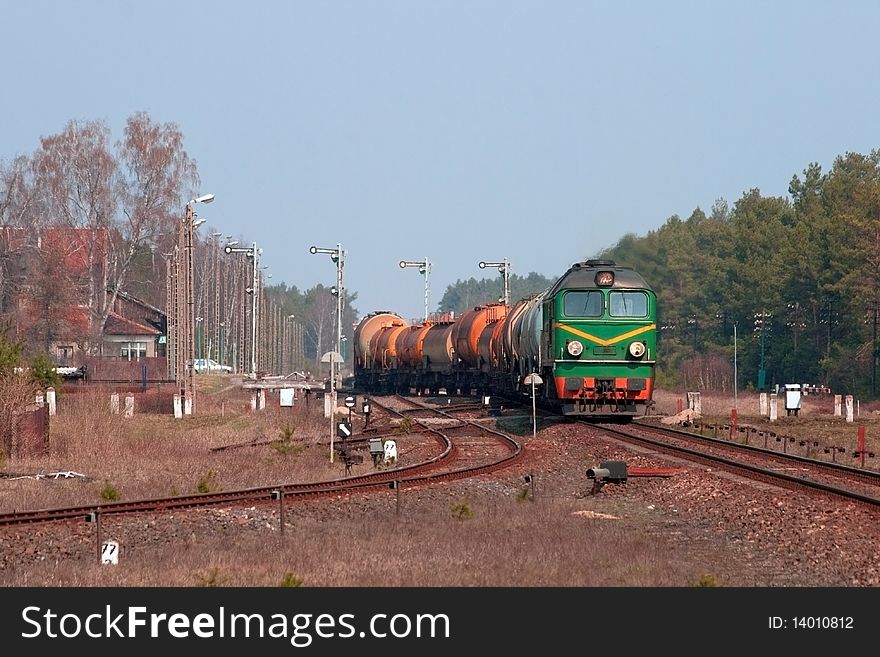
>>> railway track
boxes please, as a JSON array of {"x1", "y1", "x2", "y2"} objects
[
  {"x1": 0, "y1": 395, "x2": 523, "y2": 528},
  {"x1": 593, "y1": 419, "x2": 880, "y2": 508}
]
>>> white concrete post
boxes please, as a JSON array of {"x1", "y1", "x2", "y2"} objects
[
  {"x1": 258, "y1": 389, "x2": 266, "y2": 410},
  {"x1": 687, "y1": 392, "x2": 701, "y2": 415},
  {"x1": 845, "y1": 395, "x2": 854, "y2": 422},
  {"x1": 124, "y1": 394, "x2": 134, "y2": 418},
  {"x1": 46, "y1": 387, "x2": 56, "y2": 416},
  {"x1": 769, "y1": 393, "x2": 778, "y2": 422},
  {"x1": 173, "y1": 394, "x2": 183, "y2": 419},
  {"x1": 250, "y1": 392, "x2": 258, "y2": 411},
  {"x1": 184, "y1": 392, "x2": 192, "y2": 416},
  {"x1": 834, "y1": 394, "x2": 842, "y2": 417},
  {"x1": 759, "y1": 392, "x2": 768, "y2": 417},
  {"x1": 110, "y1": 392, "x2": 119, "y2": 414}
]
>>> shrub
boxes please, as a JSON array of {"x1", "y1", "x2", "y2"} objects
[
  {"x1": 100, "y1": 481, "x2": 121, "y2": 502},
  {"x1": 450, "y1": 499, "x2": 474, "y2": 520},
  {"x1": 197, "y1": 469, "x2": 220, "y2": 494},
  {"x1": 271, "y1": 423, "x2": 303, "y2": 456},
  {"x1": 28, "y1": 352, "x2": 61, "y2": 390},
  {"x1": 0, "y1": 331, "x2": 23, "y2": 373},
  {"x1": 195, "y1": 567, "x2": 225, "y2": 587},
  {"x1": 394, "y1": 417, "x2": 414, "y2": 435},
  {"x1": 692, "y1": 574, "x2": 721, "y2": 587},
  {"x1": 280, "y1": 572, "x2": 304, "y2": 588},
  {"x1": 278, "y1": 423, "x2": 296, "y2": 440}
]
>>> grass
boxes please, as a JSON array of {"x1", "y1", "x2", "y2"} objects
[
  {"x1": 0, "y1": 383, "x2": 863, "y2": 587},
  {"x1": 0, "y1": 495, "x2": 710, "y2": 586}
]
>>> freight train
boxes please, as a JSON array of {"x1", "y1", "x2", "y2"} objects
[{"x1": 350, "y1": 259, "x2": 657, "y2": 418}]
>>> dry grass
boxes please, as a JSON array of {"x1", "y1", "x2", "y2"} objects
[
  {"x1": 0, "y1": 494, "x2": 710, "y2": 587},
  {"x1": 2, "y1": 381, "x2": 874, "y2": 587},
  {"x1": 1, "y1": 384, "x2": 343, "y2": 513}
]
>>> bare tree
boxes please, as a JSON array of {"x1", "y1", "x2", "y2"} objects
[
  {"x1": 116, "y1": 111, "x2": 199, "y2": 305},
  {"x1": 0, "y1": 155, "x2": 40, "y2": 228},
  {"x1": 0, "y1": 156, "x2": 40, "y2": 321},
  {"x1": 27, "y1": 114, "x2": 199, "y2": 353},
  {"x1": 31, "y1": 119, "x2": 116, "y2": 350},
  {"x1": 304, "y1": 286, "x2": 336, "y2": 371}
]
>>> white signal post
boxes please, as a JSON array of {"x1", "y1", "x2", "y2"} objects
[
  {"x1": 478, "y1": 258, "x2": 511, "y2": 305},
  {"x1": 523, "y1": 373, "x2": 543, "y2": 438},
  {"x1": 311, "y1": 244, "x2": 345, "y2": 463},
  {"x1": 400, "y1": 258, "x2": 431, "y2": 322}
]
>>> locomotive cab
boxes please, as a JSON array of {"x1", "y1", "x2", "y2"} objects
[{"x1": 543, "y1": 260, "x2": 656, "y2": 417}]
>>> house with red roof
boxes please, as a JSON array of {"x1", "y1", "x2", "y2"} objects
[{"x1": 0, "y1": 227, "x2": 167, "y2": 367}]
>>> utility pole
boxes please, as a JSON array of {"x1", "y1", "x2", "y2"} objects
[
  {"x1": 733, "y1": 321, "x2": 738, "y2": 409},
  {"x1": 866, "y1": 300, "x2": 879, "y2": 396},
  {"x1": 754, "y1": 310, "x2": 771, "y2": 390},
  {"x1": 224, "y1": 241, "x2": 260, "y2": 379},
  {"x1": 168, "y1": 194, "x2": 212, "y2": 415}
]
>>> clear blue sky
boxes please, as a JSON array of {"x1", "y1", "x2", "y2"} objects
[{"x1": 3, "y1": 1, "x2": 880, "y2": 322}]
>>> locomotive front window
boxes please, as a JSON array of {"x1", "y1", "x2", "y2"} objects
[
  {"x1": 564, "y1": 291, "x2": 603, "y2": 317},
  {"x1": 609, "y1": 291, "x2": 648, "y2": 318}
]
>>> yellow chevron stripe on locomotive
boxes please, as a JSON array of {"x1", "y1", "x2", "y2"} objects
[{"x1": 556, "y1": 322, "x2": 656, "y2": 347}]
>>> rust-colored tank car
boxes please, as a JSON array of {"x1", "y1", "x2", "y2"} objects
[
  {"x1": 395, "y1": 323, "x2": 433, "y2": 368},
  {"x1": 354, "y1": 312, "x2": 408, "y2": 369},
  {"x1": 500, "y1": 297, "x2": 531, "y2": 367},
  {"x1": 452, "y1": 303, "x2": 506, "y2": 368},
  {"x1": 421, "y1": 320, "x2": 455, "y2": 371},
  {"x1": 477, "y1": 307, "x2": 508, "y2": 371},
  {"x1": 369, "y1": 322, "x2": 410, "y2": 369}
]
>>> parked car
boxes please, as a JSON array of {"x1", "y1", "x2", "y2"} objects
[
  {"x1": 193, "y1": 358, "x2": 233, "y2": 374},
  {"x1": 54, "y1": 366, "x2": 86, "y2": 380}
]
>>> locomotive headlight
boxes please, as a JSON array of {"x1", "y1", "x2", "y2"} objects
[
  {"x1": 566, "y1": 340, "x2": 584, "y2": 357},
  {"x1": 628, "y1": 341, "x2": 646, "y2": 358}
]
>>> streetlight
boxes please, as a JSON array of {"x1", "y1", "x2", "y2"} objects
[
  {"x1": 191, "y1": 193, "x2": 215, "y2": 205},
  {"x1": 400, "y1": 258, "x2": 431, "y2": 322},
  {"x1": 225, "y1": 241, "x2": 260, "y2": 379},
  {"x1": 176, "y1": 192, "x2": 214, "y2": 415},
  {"x1": 208, "y1": 233, "x2": 224, "y2": 362},
  {"x1": 310, "y1": 244, "x2": 345, "y2": 463},
  {"x1": 478, "y1": 258, "x2": 511, "y2": 305}
]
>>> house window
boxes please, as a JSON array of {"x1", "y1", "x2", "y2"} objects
[
  {"x1": 58, "y1": 345, "x2": 74, "y2": 360},
  {"x1": 121, "y1": 342, "x2": 147, "y2": 360}
]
